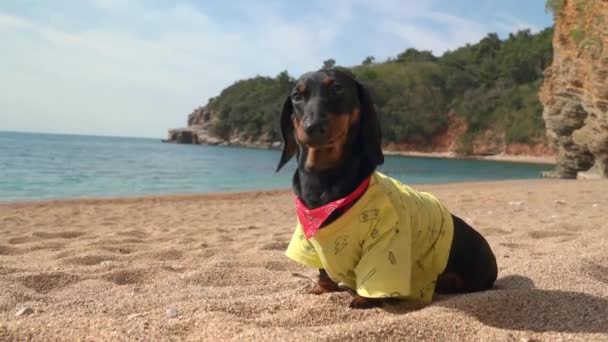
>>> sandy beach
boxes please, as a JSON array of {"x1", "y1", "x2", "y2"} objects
[{"x1": 1, "y1": 179, "x2": 607, "y2": 341}]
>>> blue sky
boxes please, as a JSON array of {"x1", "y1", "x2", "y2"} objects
[{"x1": 0, "y1": 0, "x2": 552, "y2": 138}]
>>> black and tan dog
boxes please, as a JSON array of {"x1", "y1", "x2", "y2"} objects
[{"x1": 277, "y1": 69, "x2": 497, "y2": 309}]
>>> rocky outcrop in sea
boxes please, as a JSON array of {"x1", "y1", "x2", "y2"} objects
[{"x1": 165, "y1": 105, "x2": 281, "y2": 149}]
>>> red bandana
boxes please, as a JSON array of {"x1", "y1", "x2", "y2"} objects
[{"x1": 295, "y1": 176, "x2": 371, "y2": 239}]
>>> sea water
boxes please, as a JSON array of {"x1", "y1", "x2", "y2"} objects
[{"x1": 0, "y1": 131, "x2": 552, "y2": 202}]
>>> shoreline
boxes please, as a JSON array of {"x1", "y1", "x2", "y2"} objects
[
  {"x1": 0, "y1": 188, "x2": 293, "y2": 207},
  {"x1": 383, "y1": 150, "x2": 556, "y2": 165},
  {"x1": 164, "y1": 138, "x2": 557, "y2": 166},
  {"x1": 0, "y1": 178, "x2": 580, "y2": 207}
]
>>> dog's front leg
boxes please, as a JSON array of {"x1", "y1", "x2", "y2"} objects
[{"x1": 309, "y1": 269, "x2": 341, "y2": 294}]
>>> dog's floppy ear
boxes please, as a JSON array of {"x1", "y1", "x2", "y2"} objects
[
  {"x1": 355, "y1": 81, "x2": 384, "y2": 165},
  {"x1": 276, "y1": 96, "x2": 297, "y2": 172}
]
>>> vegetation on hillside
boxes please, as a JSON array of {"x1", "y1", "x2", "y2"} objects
[
  {"x1": 198, "y1": 27, "x2": 554, "y2": 151},
  {"x1": 545, "y1": 0, "x2": 565, "y2": 14},
  {"x1": 205, "y1": 71, "x2": 295, "y2": 140}
]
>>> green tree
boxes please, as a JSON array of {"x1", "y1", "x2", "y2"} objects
[
  {"x1": 396, "y1": 48, "x2": 436, "y2": 63},
  {"x1": 362, "y1": 56, "x2": 375, "y2": 65},
  {"x1": 322, "y1": 58, "x2": 336, "y2": 69}
]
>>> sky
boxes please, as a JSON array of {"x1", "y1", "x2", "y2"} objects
[{"x1": 0, "y1": 0, "x2": 553, "y2": 138}]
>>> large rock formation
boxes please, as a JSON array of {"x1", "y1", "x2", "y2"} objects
[
  {"x1": 540, "y1": 0, "x2": 608, "y2": 178},
  {"x1": 166, "y1": 106, "x2": 223, "y2": 145},
  {"x1": 165, "y1": 104, "x2": 281, "y2": 149}
]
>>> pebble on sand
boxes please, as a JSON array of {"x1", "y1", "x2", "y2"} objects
[
  {"x1": 16, "y1": 307, "x2": 34, "y2": 317},
  {"x1": 166, "y1": 307, "x2": 178, "y2": 318}
]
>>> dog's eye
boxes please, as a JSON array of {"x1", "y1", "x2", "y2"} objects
[{"x1": 292, "y1": 93, "x2": 303, "y2": 102}]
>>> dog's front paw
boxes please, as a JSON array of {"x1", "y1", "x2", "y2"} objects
[
  {"x1": 309, "y1": 280, "x2": 341, "y2": 295},
  {"x1": 309, "y1": 283, "x2": 329, "y2": 295},
  {"x1": 349, "y1": 295, "x2": 383, "y2": 309}
]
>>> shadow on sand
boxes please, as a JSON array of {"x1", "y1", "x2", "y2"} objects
[
  {"x1": 386, "y1": 275, "x2": 608, "y2": 334},
  {"x1": 442, "y1": 275, "x2": 608, "y2": 333}
]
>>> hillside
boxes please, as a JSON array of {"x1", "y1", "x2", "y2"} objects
[{"x1": 167, "y1": 28, "x2": 555, "y2": 157}]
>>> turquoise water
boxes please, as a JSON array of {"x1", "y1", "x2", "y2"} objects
[{"x1": 0, "y1": 131, "x2": 552, "y2": 202}]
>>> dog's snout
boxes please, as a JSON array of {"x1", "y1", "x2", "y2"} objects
[{"x1": 304, "y1": 120, "x2": 328, "y2": 140}]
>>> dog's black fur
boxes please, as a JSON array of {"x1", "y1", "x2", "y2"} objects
[{"x1": 276, "y1": 69, "x2": 497, "y2": 308}]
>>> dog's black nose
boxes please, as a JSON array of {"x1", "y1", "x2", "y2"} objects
[{"x1": 304, "y1": 120, "x2": 328, "y2": 140}]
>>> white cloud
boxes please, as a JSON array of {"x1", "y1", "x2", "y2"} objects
[
  {"x1": 0, "y1": 4, "x2": 332, "y2": 137},
  {"x1": 381, "y1": 15, "x2": 487, "y2": 55},
  {"x1": 89, "y1": 0, "x2": 135, "y2": 11},
  {"x1": 495, "y1": 14, "x2": 541, "y2": 35},
  {"x1": 0, "y1": 1, "x2": 549, "y2": 137},
  {"x1": 0, "y1": 12, "x2": 29, "y2": 27}
]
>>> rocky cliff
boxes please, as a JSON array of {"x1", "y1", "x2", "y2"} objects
[
  {"x1": 540, "y1": 0, "x2": 608, "y2": 178},
  {"x1": 166, "y1": 105, "x2": 281, "y2": 149}
]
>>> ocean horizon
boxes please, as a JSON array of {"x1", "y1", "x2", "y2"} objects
[{"x1": 0, "y1": 131, "x2": 553, "y2": 202}]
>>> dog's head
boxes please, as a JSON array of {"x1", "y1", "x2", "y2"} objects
[{"x1": 276, "y1": 69, "x2": 383, "y2": 172}]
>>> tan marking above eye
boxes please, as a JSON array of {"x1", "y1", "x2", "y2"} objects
[
  {"x1": 350, "y1": 108, "x2": 361, "y2": 125},
  {"x1": 297, "y1": 84, "x2": 306, "y2": 93},
  {"x1": 322, "y1": 77, "x2": 335, "y2": 85}
]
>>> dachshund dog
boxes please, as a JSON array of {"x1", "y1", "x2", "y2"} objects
[{"x1": 277, "y1": 69, "x2": 497, "y2": 309}]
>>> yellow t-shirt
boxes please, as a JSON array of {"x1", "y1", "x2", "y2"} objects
[{"x1": 285, "y1": 171, "x2": 454, "y2": 303}]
